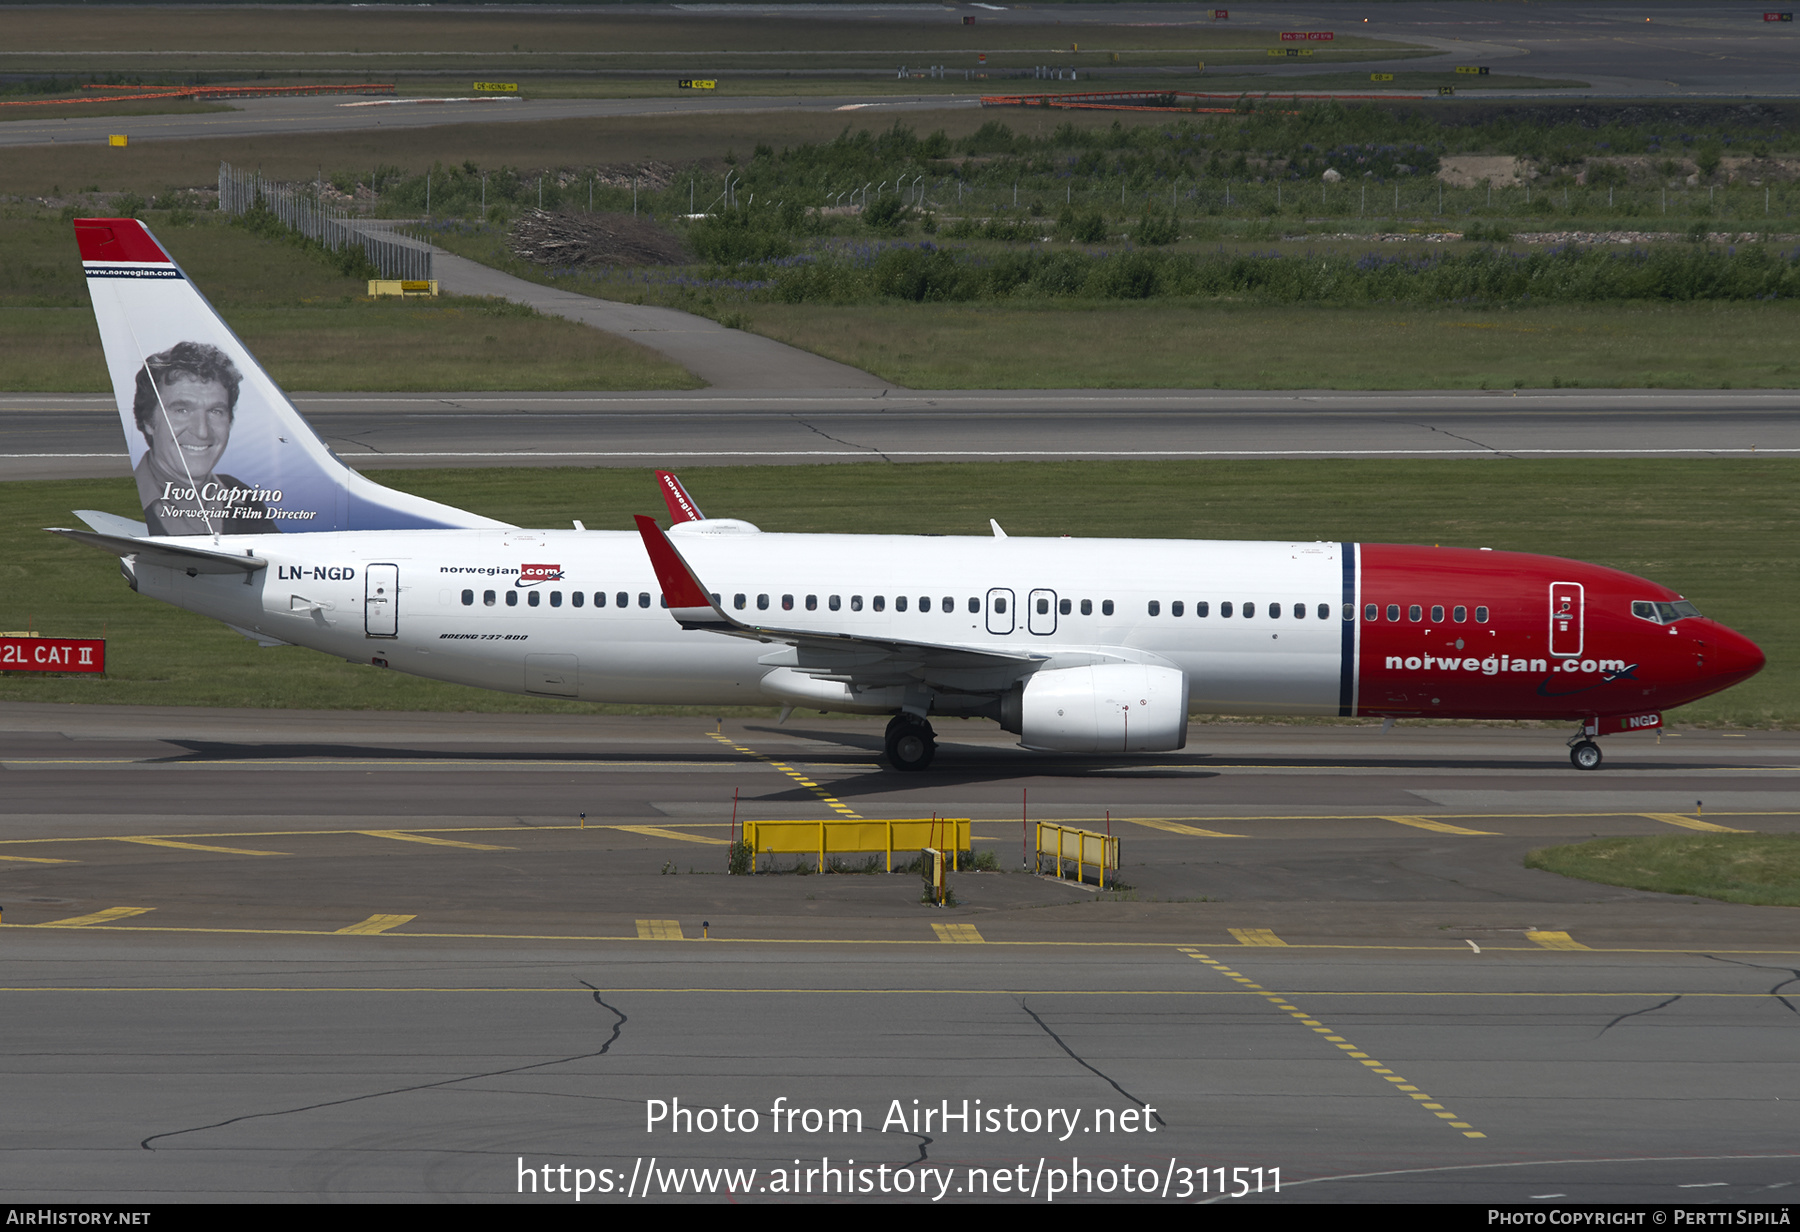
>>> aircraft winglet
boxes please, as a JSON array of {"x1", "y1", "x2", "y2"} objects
[
  {"x1": 656, "y1": 471, "x2": 706, "y2": 523},
  {"x1": 633, "y1": 515, "x2": 732, "y2": 630}
]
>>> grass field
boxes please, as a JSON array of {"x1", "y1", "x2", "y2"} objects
[
  {"x1": 0, "y1": 210, "x2": 697, "y2": 391},
  {"x1": 739, "y1": 300, "x2": 1800, "y2": 390},
  {"x1": 2, "y1": 459, "x2": 1790, "y2": 725},
  {"x1": 1527, "y1": 835, "x2": 1800, "y2": 906}
]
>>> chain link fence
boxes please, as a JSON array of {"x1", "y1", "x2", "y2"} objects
[{"x1": 217, "y1": 161, "x2": 432, "y2": 280}]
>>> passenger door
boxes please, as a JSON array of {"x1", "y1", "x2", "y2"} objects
[
  {"x1": 365, "y1": 564, "x2": 398, "y2": 637},
  {"x1": 1549, "y1": 581, "x2": 1583, "y2": 658}
]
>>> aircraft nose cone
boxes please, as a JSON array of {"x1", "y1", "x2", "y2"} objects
[{"x1": 1710, "y1": 624, "x2": 1765, "y2": 684}]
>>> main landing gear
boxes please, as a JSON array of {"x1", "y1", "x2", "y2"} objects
[
  {"x1": 1568, "y1": 737, "x2": 1603, "y2": 771},
  {"x1": 885, "y1": 714, "x2": 937, "y2": 772}
]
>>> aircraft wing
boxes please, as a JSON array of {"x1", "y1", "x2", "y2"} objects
[
  {"x1": 633, "y1": 515, "x2": 1044, "y2": 689},
  {"x1": 47, "y1": 526, "x2": 269, "y2": 575}
]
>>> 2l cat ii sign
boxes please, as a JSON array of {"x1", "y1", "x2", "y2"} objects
[{"x1": 0, "y1": 637, "x2": 105, "y2": 673}]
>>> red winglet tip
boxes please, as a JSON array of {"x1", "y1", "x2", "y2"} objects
[{"x1": 656, "y1": 471, "x2": 704, "y2": 523}]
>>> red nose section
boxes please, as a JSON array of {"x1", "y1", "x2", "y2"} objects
[{"x1": 1710, "y1": 624, "x2": 1766, "y2": 688}]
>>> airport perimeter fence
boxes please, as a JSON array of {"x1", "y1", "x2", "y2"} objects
[{"x1": 217, "y1": 162, "x2": 431, "y2": 281}]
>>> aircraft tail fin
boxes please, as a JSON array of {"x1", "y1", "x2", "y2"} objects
[{"x1": 76, "y1": 217, "x2": 510, "y2": 537}]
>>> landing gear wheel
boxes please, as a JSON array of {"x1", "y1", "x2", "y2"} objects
[
  {"x1": 1570, "y1": 740, "x2": 1603, "y2": 771},
  {"x1": 885, "y1": 715, "x2": 937, "y2": 772}
]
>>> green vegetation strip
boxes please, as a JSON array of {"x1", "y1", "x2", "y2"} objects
[
  {"x1": 2, "y1": 460, "x2": 1790, "y2": 725},
  {"x1": 1528, "y1": 835, "x2": 1800, "y2": 908}
]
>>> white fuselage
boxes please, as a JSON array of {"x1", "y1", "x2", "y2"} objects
[{"x1": 137, "y1": 527, "x2": 1351, "y2": 715}]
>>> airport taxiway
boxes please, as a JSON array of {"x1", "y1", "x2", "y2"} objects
[{"x1": 2, "y1": 706, "x2": 1796, "y2": 1201}]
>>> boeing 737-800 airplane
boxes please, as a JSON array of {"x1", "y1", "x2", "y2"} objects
[{"x1": 52, "y1": 218, "x2": 1764, "y2": 771}]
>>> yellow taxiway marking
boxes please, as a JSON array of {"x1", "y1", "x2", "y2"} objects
[
  {"x1": 709, "y1": 732, "x2": 864, "y2": 820},
  {"x1": 1127, "y1": 818, "x2": 1245, "y2": 838},
  {"x1": 1229, "y1": 928, "x2": 1288, "y2": 946},
  {"x1": 1380, "y1": 816, "x2": 1498, "y2": 836},
  {"x1": 334, "y1": 914, "x2": 416, "y2": 935},
  {"x1": 613, "y1": 825, "x2": 729, "y2": 846},
  {"x1": 1185, "y1": 950, "x2": 1486, "y2": 1140},
  {"x1": 36, "y1": 906, "x2": 153, "y2": 927},
  {"x1": 1641, "y1": 812, "x2": 1747, "y2": 834},
  {"x1": 1527, "y1": 931, "x2": 1591, "y2": 950},
  {"x1": 118, "y1": 837, "x2": 289, "y2": 856},
  {"x1": 0, "y1": 854, "x2": 76, "y2": 864},
  {"x1": 637, "y1": 918, "x2": 684, "y2": 940},
  {"x1": 933, "y1": 923, "x2": 985, "y2": 943},
  {"x1": 357, "y1": 830, "x2": 512, "y2": 851}
]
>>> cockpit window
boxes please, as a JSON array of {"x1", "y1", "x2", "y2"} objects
[
  {"x1": 1634, "y1": 599, "x2": 1702, "y2": 624},
  {"x1": 1634, "y1": 600, "x2": 1703, "y2": 624}
]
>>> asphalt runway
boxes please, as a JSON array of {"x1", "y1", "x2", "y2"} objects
[
  {"x1": 2, "y1": 705, "x2": 1797, "y2": 1202},
  {"x1": 6, "y1": 388, "x2": 1799, "y2": 482}
]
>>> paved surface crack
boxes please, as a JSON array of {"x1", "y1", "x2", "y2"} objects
[
  {"x1": 140, "y1": 983, "x2": 627, "y2": 1150},
  {"x1": 789, "y1": 415, "x2": 892, "y2": 462},
  {"x1": 1019, "y1": 1001, "x2": 1166, "y2": 1126},
  {"x1": 1701, "y1": 954, "x2": 1800, "y2": 1017},
  {"x1": 1404, "y1": 420, "x2": 1518, "y2": 458},
  {"x1": 1595, "y1": 993, "x2": 1682, "y2": 1038}
]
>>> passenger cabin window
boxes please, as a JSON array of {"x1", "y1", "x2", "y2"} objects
[
  {"x1": 528, "y1": 591, "x2": 540, "y2": 607},
  {"x1": 1342, "y1": 604, "x2": 1353, "y2": 621},
  {"x1": 1291, "y1": 603, "x2": 1303, "y2": 620},
  {"x1": 1453, "y1": 605, "x2": 1467, "y2": 622},
  {"x1": 757, "y1": 594, "x2": 769, "y2": 611},
  {"x1": 993, "y1": 597, "x2": 1006, "y2": 614},
  {"x1": 1220, "y1": 601, "x2": 1233, "y2": 618},
  {"x1": 830, "y1": 595, "x2": 841, "y2": 611},
  {"x1": 1059, "y1": 599, "x2": 1071, "y2": 616},
  {"x1": 1408, "y1": 604, "x2": 1421, "y2": 622},
  {"x1": 506, "y1": 591, "x2": 519, "y2": 607},
  {"x1": 851, "y1": 596, "x2": 863, "y2": 612},
  {"x1": 1430, "y1": 605, "x2": 1443, "y2": 622},
  {"x1": 1474, "y1": 606, "x2": 1489, "y2": 623},
  {"x1": 1270, "y1": 602, "x2": 1281, "y2": 619},
  {"x1": 550, "y1": 591, "x2": 562, "y2": 608},
  {"x1": 616, "y1": 592, "x2": 628, "y2": 609},
  {"x1": 1147, "y1": 600, "x2": 1160, "y2": 616},
  {"x1": 461, "y1": 589, "x2": 474, "y2": 606},
  {"x1": 1243, "y1": 601, "x2": 1255, "y2": 618},
  {"x1": 873, "y1": 596, "x2": 885, "y2": 612},
  {"x1": 1196, "y1": 601, "x2": 1209, "y2": 618},
  {"x1": 733, "y1": 594, "x2": 746, "y2": 611},
  {"x1": 1080, "y1": 599, "x2": 1093, "y2": 616},
  {"x1": 1102, "y1": 600, "x2": 1114, "y2": 616},
  {"x1": 968, "y1": 597, "x2": 980, "y2": 614},
  {"x1": 638, "y1": 593, "x2": 651, "y2": 608},
  {"x1": 942, "y1": 596, "x2": 953, "y2": 612},
  {"x1": 896, "y1": 596, "x2": 908, "y2": 612},
  {"x1": 1365, "y1": 604, "x2": 1378, "y2": 622},
  {"x1": 484, "y1": 590, "x2": 496, "y2": 606},
  {"x1": 806, "y1": 595, "x2": 817, "y2": 611},
  {"x1": 572, "y1": 592, "x2": 584, "y2": 608},
  {"x1": 1171, "y1": 600, "x2": 1184, "y2": 617},
  {"x1": 1386, "y1": 604, "x2": 1400, "y2": 622},
  {"x1": 1036, "y1": 597, "x2": 1050, "y2": 615},
  {"x1": 782, "y1": 594, "x2": 794, "y2": 611}
]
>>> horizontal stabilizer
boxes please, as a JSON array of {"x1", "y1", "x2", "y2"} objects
[{"x1": 48, "y1": 527, "x2": 269, "y2": 574}]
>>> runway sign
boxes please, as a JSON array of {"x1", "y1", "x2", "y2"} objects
[
  {"x1": 472, "y1": 82, "x2": 518, "y2": 92},
  {"x1": 680, "y1": 79, "x2": 718, "y2": 89},
  {"x1": 1, "y1": 637, "x2": 105, "y2": 673}
]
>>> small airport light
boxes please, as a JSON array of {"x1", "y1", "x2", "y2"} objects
[
  {"x1": 580, "y1": 811, "x2": 586, "y2": 829},
  {"x1": 703, "y1": 920, "x2": 710, "y2": 939}
]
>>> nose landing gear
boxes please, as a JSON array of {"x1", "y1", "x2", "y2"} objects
[
  {"x1": 1568, "y1": 736, "x2": 1603, "y2": 771},
  {"x1": 885, "y1": 713, "x2": 937, "y2": 772}
]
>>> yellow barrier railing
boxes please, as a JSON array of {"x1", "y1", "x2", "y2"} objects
[
  {"x1": 741, "y1": 818, "x2": 971, "y2": 872},
  {"x1": 1035, "y1": 822, "x2": 1119, "y2": 888}
]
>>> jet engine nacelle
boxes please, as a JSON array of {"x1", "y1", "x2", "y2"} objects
[{"x1": 1005, "y1": 664, "x2": 1190, "y2": 753}]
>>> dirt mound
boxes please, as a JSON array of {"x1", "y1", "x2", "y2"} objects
[{"x1": 509, "y1": 209, "x2": 689, "y2": 268}]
